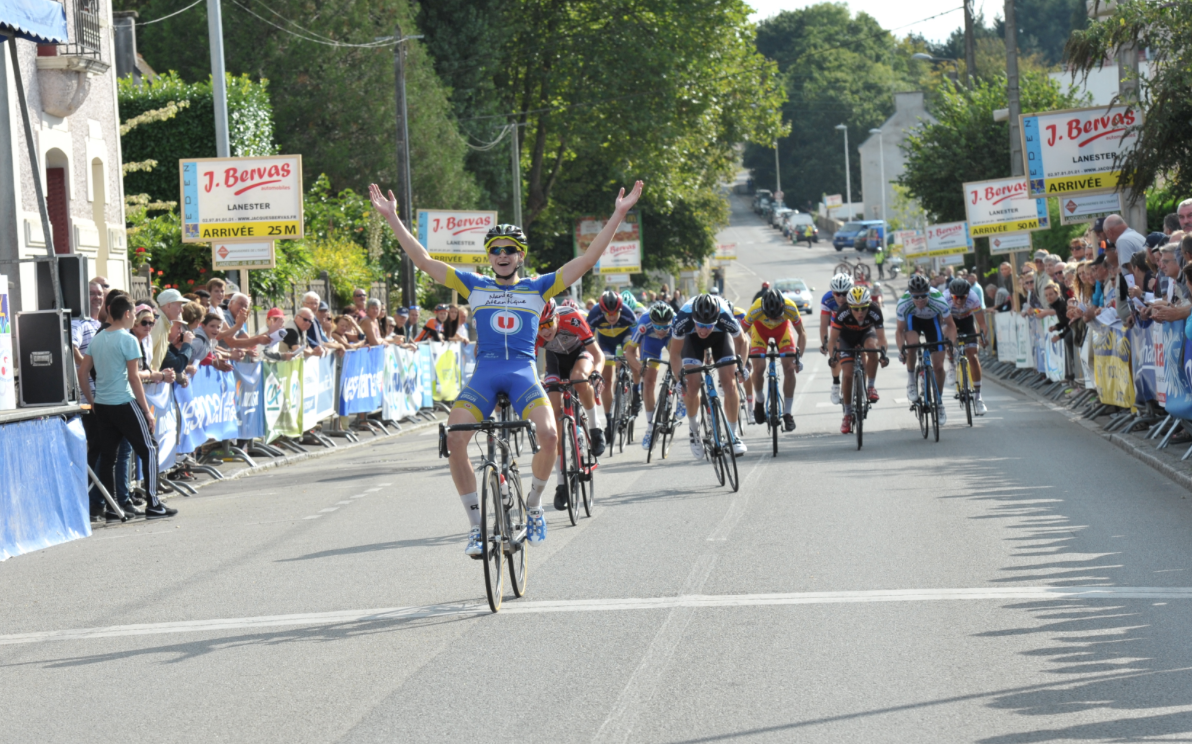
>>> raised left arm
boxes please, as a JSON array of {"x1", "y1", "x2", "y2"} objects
[{"x1": 559, "y1": 181, "x2": 643, "y2": 287}]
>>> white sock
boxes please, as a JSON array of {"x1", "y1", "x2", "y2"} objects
[
  {"x1": 528, "y1": 475, "x2": 548, "y2": 509},
  {"x1": 688, "y1": 414, "x2": 699, "y2": 433},
  {"x1": 460, "y1": 491, "x2": 481, "y2": 528},
  {"x1": 908, "y1": 369, "x2": 916, "y2": 385},
  {"x1": 646, "y1": 409, "x2": 654, "y2": 424},
  {"x1": 783, "y1": 396, "x2": 794, "y2": 415},
  {"x1": 584, "y1": 407, "x2": 598, "y2": 431},
  {"x1": 747, "y1": 395, "x2": 755, "y2": 409}
]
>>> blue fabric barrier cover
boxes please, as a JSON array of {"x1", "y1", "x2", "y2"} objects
[
  {"x1": 233, "y1": 361, "x2": 265, "y2": 439},
  {"x1": 1161, "y1": 322, "x2": 1192, "y2": 421},
  {"x1": 0, "y1": 0, "x2": 68, "y2": 44},
  {"x1": 418, "y1": 344, "x2": 434, "y2": 409},
  {"x1": 174, "y1": 366, "x2": 238, "y2": 453},
  {"x1": 338, "y1": 347, "x2": 384, "y2": 415},
  {"x1": 0, "y1": 416, "x2": 90, "y2": 561}
]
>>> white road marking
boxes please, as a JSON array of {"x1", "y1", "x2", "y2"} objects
[
  {"x1": 706, "y1": 455, "x2": 769, "y2": 541},
  {"x1": 336, "y1": 501, "x2": 353, "y2": 505},
  {"x1": 5, "y1": 586, "x2": 1186, "y2": 647},
  {"x1": 350, "y1": 494, "x2": 367, "y2": 499},
  {"x1": 302, "y1": 515, "x2": 321, "y2": 520},
  {"x1": 318, "y1": 507, "x2": 339, "y2": 513},
  {"x1": 365, "y1": 487, "x2": 382, "y2": 492}
]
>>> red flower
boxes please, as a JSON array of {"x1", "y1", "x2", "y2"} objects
[
  {"x1": 157, "y1": 270, "x2": 164, "y2": 275},
  {"x1": 135, "y1": 247, "x2": 146, "y2": 253},
  {"x1": 187, "y1": 279, "x2": 194, "y2": 284},
  {"x1": 199, "y1": 268, "x2": 206, "y2": 274}
]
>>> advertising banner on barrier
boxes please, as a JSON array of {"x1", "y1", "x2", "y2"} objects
[
  {"x1": 404, "y1": 346, "x2": 425, "y2": 412},
  {"x1": 1015, "y1": 315, "x2": 1032, "y2": 368},
  {"x1": 1153, "y1": 322, "x2": 1167, "y2": 405},
  {"x1": 233, "y1": 361, "x2": 265, "y2": 439},
  {"x1": 1031, "y1": 318, "x2": 1046, "y2": 372},
  {"x1": 418, "y1": 344, "x2": 435, "y2": 409},
  {"x1": 1161, "y1": 322, "x2": 1192, "y2": 420},
  {"x1": 1091, "y1": 324, "x2": 1136, "y2": 409},
  {"x1": 994, "y1": 312, "x2": 1017, "y2": 363},
  {"x1": 264, "y1": 358, "x2": 303, "y2": 441},
  {"x1": 1128, "y1": 324, "x2": 1158, "y2": 404},
  {"x1": 143, "y1": 382, "x2": 178, "y2": 470},
  {"x1": 432, "y1": 343, "x2": 462, "y2": 402},
  {"x1": 1080, "y1": 335, "x2": 1095, "y2": 390},
  {"x1": 302, "y1": 355, "x2": 335, "y2": 428},
  {"x1": 963, "y1": 177, "x2": 1050, "y2": 236},
  {"x1": 174, "y1": 366, "x2": 238, "y2": 453},
  {"x1": 1041, "y1": 318, "x2": 1065, "y2": 381},
  {"x1": 338, "y1": 347, "x2": 384, "y2": 415},
  {"x1": 383, "y1": 346, "x2": 411, "y2": 421},
  {"x1": 1022, "y1": 106, "x2": 1140, "y2": 198}
]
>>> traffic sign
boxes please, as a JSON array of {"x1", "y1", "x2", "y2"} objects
[{"x1": 211, "y1": 241, "x2": 276, "y2": 269}]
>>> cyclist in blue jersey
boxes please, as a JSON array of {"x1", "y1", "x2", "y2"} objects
[
  {"x1": 369, "y1": 180, "x2": 643, "y2": 556},
  {"x1": 819, "y1": 274, "x2": 854, "y2": 406},
  {"x1": 896, "y1": 273, "x2": 957, "y2": 425},
  {"x1": 943, "y1": 278, "x2": 990, "y2": 415},
  {"x1": 668, "y1": 294, "x2": 749, "y2": 458},
  {"x1": 625, "y1": 301, "x2": 682, "y2": 451},
  {"x1": 588, "y1": 290, "x2": 641, "y2": 436}
]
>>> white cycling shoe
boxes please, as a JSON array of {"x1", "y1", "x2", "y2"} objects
[
  {"x1": 732, "y1": 438, "x2": 747, "y2": 456},
  {"x1": 938, "y1": 406, "x2": 948, "y2": 426},
  {"x1": 830, "y1": 383, "x2": 842, "y2": 405},
  {"x1": 465, "y1": 527, "x2": 483, "y2": 558},
  {"x1": 906, "y1": 381, "x2": 919, "y2": 401},
  {"x1": 689, "y1": 432, "x2": 704, "y2": 459},
  {"x1": 975, "y1": 399, "x2": 988, "y2": 415}
]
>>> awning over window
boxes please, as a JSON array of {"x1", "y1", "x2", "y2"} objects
[{"x1": 0, "y1": 0, "x2": 68, "y2": 44}]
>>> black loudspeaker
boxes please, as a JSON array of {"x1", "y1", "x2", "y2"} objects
[
  {"x1": 16, "y1": 310, "x2": 73, "y2": 407},
  {"x1": 36, "y1": 255, "x2": 88, "y2": 318}
]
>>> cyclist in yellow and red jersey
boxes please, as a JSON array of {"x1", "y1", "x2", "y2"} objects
[{"x1": 744, "y1": 287, "x2": 806, "y2": 431}]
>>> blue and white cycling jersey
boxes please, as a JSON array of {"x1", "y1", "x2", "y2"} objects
[
  {"x1": 896, "y1": 287, "x2": 951, "y2": 323},
  {"x1": 942, "y1": 287, "x2": 982, "y2": 320},
  {"x1": 672, "y1": 297, "x2": 742, "y2": 340},
  {"x1": 819, "y1": 290, "x2": 841, "y2": 315},
  {"x1": 626, "y1": 315, "x2": 670, "y2": 359},
  {"x1": 445, "y1": 268, "x2": 567, "y2": 361}
]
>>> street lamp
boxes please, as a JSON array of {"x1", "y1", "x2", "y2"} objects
[
  {"x1": 835, "y1": 123, "x2": 850, "y2": 219},
  {"x1": 869, "y1": 127, "x2": 886, "y2": 225},
  {"x1": 912, "y1": 52, "x2": 961, "y2": 87}
]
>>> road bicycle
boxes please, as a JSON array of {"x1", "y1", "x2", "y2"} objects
[
  {"x1": 689, "y1": 357, "x2": 743, "y2": 492},
  {"x1": 544, "y1": 378, "x2": 598, "y2": 526},
  {"x1": 646, "y1": 360, "x2": 684, "y2": 463},
  {"x1": 748, "y1": 340, "x2": 800, "y2": 457},
  {"x1": 439, "y1": 393, "x2": 539, "y2": 613},
  {"x1": 951, "y1": 333, "x2": 984, "y2": 427},
  {"x1": 903, "y1": 340, "x2": 952, "y2": 443},
  {"x1": 834, "y1": 346, "x2": 884, "y2": 451},
  {"x1": 833, "y1": 258, "x2": 872, "y2": 283},
  {"x1": 607, "y1": 355, "x2": 636, "y2": 455}
]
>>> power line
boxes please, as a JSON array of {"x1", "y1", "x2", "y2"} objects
[
  {"x1": 228, "y1": 0, "x2": 398, "y2": 48},
  {"x1": 136, "y1": 0, "x2": 203, "y2": 26},
  {"x1": 463, "y1": 123, "x2": 515, "y2": 152}
]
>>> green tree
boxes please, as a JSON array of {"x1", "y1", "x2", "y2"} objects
[{"x1": 1066, "y1": 1, "x2": 1192, "y2": 202}]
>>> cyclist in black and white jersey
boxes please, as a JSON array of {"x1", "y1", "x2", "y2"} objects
[
  {"x1": 896, "y1": 273, "x2": 958, "y2": 425},
  {"x1": 942, "y1": 278, "x2": 990, "y2": 415}
]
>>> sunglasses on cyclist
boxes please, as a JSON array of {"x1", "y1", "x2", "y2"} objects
[
  {"x1": 488, "y1": 244, "x2": 521, "y2": 256},
  {"x1": 651, "y1": 322, "x2": 670, "y2": 332},
  {"x1": 540, "y1": 316, "x2": 557, "y2": 328},
  {"x1": 911, "y1": 293, "x2": 929, "y2": 299},
  {"x1": 694, "y1": 320, "x2": 717, "y2": 330}
]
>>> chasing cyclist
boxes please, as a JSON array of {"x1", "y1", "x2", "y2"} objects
[
  {"x1": 669, "y1": 294, "x2": 749, "y2": 458},
  {"x1": 819, "y1": 273, "x2": 854, "y2": 406},
  {"x1": 588, "y1": 289, "x2": 640, "y2": 438},
  {"x1": 536, "y1": 299, "x2": 605, "y2": 510},
  {"x1": 942, "y1": 277, "x2": 989, "y2": 415},
  {"x1": 744, "y1": 287, "x2": 806, "y2": 432},
  {"x1": 826, "y1": 285, "x2": 889, "y2": 434},
  {"x1": 625, "y1": 301, "x2": 683, "y2": 451},
  {"x1": 896, "y1": 273, "x2": 957, "y2": 426},
  {"x1": 369, "y1": 179, "x2": 642, "y2": 556}
]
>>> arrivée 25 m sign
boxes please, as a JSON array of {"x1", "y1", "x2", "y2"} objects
[{"x1": 180, "y1": 155, "x2": 304, "y2": 243}]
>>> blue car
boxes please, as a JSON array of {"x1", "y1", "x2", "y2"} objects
[{"x1": 832, "y1": 220, "x2": 884, "y2": 252}]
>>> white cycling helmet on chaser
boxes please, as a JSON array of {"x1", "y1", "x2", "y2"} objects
[{"x1": 829, "y1": 273, "x2": 854, "y2": 294}]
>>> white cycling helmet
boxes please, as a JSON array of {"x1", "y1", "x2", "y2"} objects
[{"x1": 829, "y1": 273, "x2": 854, "y2": 294}]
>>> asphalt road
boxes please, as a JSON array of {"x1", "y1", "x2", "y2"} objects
[{"x1": 6, "y1": 193, "x2": 1192, "y2": 743}]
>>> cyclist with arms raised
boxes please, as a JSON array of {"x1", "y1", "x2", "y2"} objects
[
  {"x1": 535, "y1": 299, "x2": 606, "y2": 511},
  {"x1": 826, "y1": 285, "x2": 889, "y2": 434},
  {"x1": 943, "y1": 277, "x2": 990, "y2": 415},
  {"x1": 896, "y1": 273, "x2": 957, "y2": 426},
  {"x1": 669, "y1": 294, "x2": 749, "y2": 458},
  {"x1": 369, "y1": 180, "x2": 642, "y2": 556},
  {"x1": 588, "y1": 290, "x2": 640, "y2": 437},
  {"x1": 744, "y1": 287, "x2": 806, "y2": 432},
  {"x1": 625, "y1": 301, "x2": 680, "y2": 451},
  {"x1": 819, "y1": 274, "x2": 854, "y2": 406}
]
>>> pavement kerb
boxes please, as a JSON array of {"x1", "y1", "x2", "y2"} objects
[{"x1": 988, "y1": 373, "x2": 1192, "y2": 493}]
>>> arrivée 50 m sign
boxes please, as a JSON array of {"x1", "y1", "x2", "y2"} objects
[
  {"x1": 962, "y1": 176, "x2": 1049, "y2": 237},
  {"x1": 180, "y1": 155, "x2": 304, "y2": 243}
]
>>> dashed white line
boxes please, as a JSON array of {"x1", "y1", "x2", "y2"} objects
[
  {"x1": 318, "y1": 507, "x2": 339, "y2": 513},
  {"x1": 303, "y1": 515, "x2": 321, "y2": 520}
]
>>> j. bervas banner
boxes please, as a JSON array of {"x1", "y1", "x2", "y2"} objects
[
  {"x1": 1021, "y1": 105, "x2": 1141, "y2": 198},
  {"x1": 575, "y1": 212, "x2": 641, "y2": 275},
  {"x1": 962, "y1": 177, "x2": 1049, "y2": 237},
  {"x1": 181, "y1": 155, "x2": 303, "y2": 242},
  {"x1": 417, "y1": 210, "x2": 498, "y2": 265},
  {"x1": 924, "y1": 221, "x2": 972, "y2": 257}
]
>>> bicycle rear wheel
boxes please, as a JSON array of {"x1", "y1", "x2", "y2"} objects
[
  {"x1": 961, "y1": 359, "x2": 973, "y2": 427},
  {"x1": 661, "y1": 388, "x2": 677, "y2": 460},
  {"x1": 613, "y1": 381, "x2": 627, "y2": 454},
  {"x1": 506, "y1": 467, "x2": 528, "y2": 598},
  {"x1": 854, "y1": 366, "x2": 866, "y2": 450},
  {"x1": 561, "y1": 417, "x2": 580, "y2": 527},
  {"x1": 917, "y1": 368, "x2": 929, "y2": 439},
  {"x1": 927, "y1": 369, "x2": 940, "y2": 442},
  {"x1": 479, "y1": 465, "x2": 504, "y2": 613},
  {"x1": 647, "y1": 390, "x2": 668, "y2": 463},
  {"x1": 579, "y1": 425, "x2": 594, "y2": 517},
  {"x1": 702, "y1": 403, "x2": 725, "y2": 485},
  {"x1": 713, "y1": 397, "x2": 740, "y2": 492},
  {"x1": 736, "y1": 381, "x2": 748, "y2": 437},
  {"x1": 769, "y1": 376, "x2": 779, "y2": 457}
]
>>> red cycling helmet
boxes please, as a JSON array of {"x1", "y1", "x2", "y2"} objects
[
  {"x1": 599, "y1": 289, "x2": 623, "y2": 315},
  {"x1": 539, "y1": 298, "x2": 558, "y2": 325}
]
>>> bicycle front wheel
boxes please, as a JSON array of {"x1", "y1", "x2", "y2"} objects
[
  {"x1": 917, "y1": 368, "x2": 929, "y2": 439},
  {"x1": 661, "y1": 388, "x2": 677, "y2": 460},
  {"x1": 769, "y1": 376, "x2": 779, "y2": 457},
  {"x1": 579, "y1": 424, "x2": 594, "y2": 517},
  {"x1": 927, "y1": 368, "x2": 940, "y2": 442},
  {"x1": 713, "y1": 397, "x2": 740, "y2": 492},
  {"x1": 647, "y1": 391, "x2": 668, "y2": 464},
  {"x1": 961, "y1": 359, "x2": 973, "y2": 427},
  {"x1": 701, "y1": 403, "x2": 725, "y2": 485},
  {"x1": 561, "y1": 417, "x2": 580, "y2": 527},
  {"x1": 853, "y1": 366, "x2": 865, "y2": 451},
  {"x1": 479, "y1": 465, "x2": 505, "y2": 613},
  {"x1": 506, "y1": 467, "x2": 528, "y2": 597},
  {"x1": 736, "y1": 382, "x2": 748, "y2": 437}
]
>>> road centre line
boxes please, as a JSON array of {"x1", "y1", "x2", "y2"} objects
[{"x1": 5, "y1": 587, "x2": 1188, "y2": 647}]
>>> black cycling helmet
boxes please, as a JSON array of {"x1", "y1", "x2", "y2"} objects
[
  {"x1": 760, "y1": 287, "x2": 786, "y2": 319},
  {"x1": 691, "y1": 294, "x2": 720, "y2": 324},
  {"x1": 599, "y1": 289, "x2": 623, "y2": 315},
  {"x1": 949, "y1": 278, "x2": 971, "y2": 297},
  {"x1": 483, "y1": 224, "x2": 529, "y2": 253},
  {"x1": 907, "y1": 274, "x2": 930, "y2": 294},
  {"x1": 649, "y1": 301, "x2": 675, "y2": 324}
]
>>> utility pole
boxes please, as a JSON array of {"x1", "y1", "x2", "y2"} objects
[
  {"x1": 1118, "y1": 42, "x2": 1147, "y2": 231},
  {"x1": 963, "y1": 0, "x2": 976, "y2": 88},
  {"x1": 394, "y1": 23, "x2": 416, "y2": 308},
  {"x1": 510, "y1": 122, "x2": 522, "y2": 227},
  {"x1": 774, "y1": 141, "x2": 781, "y2": 203},
  {"x1": 1005, "y1": 0, "x2": 1024, "y2": 311},
  {"x1": 869, "y1": 128, "x2": 886, "y2": 224},
  {"x1": 206, "y1": 0, "x2": 243, "y2": 292},
  {"x1": 835, "y1": 124, "x2": 851, "y2": 219}
]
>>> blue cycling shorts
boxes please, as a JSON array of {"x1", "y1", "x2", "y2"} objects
[{"x1": 453, "y1": 359, "x2": 548, "y2": 422}]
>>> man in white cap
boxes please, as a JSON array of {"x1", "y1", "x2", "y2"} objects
[{"x1": 150, "y1": 288, "x2": 186, "y2": 370}]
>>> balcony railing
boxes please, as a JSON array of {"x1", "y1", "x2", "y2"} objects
[{"x1": 57, "y1": 0, "x2": 103, "y2": 61}]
